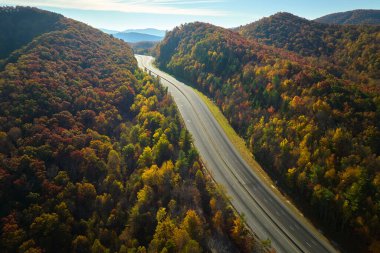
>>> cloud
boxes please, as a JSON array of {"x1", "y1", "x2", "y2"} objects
[{"x1": 0, "y1": 0, "x2": 229, "y2": 16}]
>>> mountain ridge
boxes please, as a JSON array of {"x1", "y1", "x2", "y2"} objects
[
  {"x1": 0, "y1": 6, "x2": 64, "y2": 59},
  {"x1": 122, "y1": 28, "x2": 166, "y2": 37},
  {"x1": 114, "y1": 32, "x2": 163, "y2": 43},
  {"x1": 315, "y1": 9, "x2": 380, "y2": 25},
  {"x1": 236, "y1": 12, "x2": 380, "y2": 81}
]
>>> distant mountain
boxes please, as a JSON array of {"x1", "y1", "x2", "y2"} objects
[
  {"x1": 315, "y1": 9, "x2": 380, "y2": 25},
  {"x1": 236, "y1": 12, "x2": 380, "y2": 79},
  {"x1": 122, "y1": 28, "x2": 166, "y2": 37},
  {"x1": 100, "y1": 28, "x2": 166, "y2": 37},
  {"x1": 114, "y1": 32, "x2": 163, "y2": 43},
  {"x1": 99, "y1": 28, "x2": 119, "y2": 34}
]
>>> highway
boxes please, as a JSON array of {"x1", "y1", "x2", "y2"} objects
[{"x1": 135, "y1": 55, "x2": 337, "y2": 253}]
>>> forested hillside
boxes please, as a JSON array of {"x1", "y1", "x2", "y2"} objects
[
  {"x1": 129, "y1": 41, "x2": 158, "y2": 55},
  {"x1": 315, "y1": 9, "x2": 380, "y2": 25},
  {"x1": 156, "y1": 22, "x2": 380, "y2": 252},
  {"x1": 0, "y1": 7, "x2": 64, "y2": 60},
  {"x1": 0, "y1": 7, "x2": 256, "y2": 253},
  {"x1": 236, "y1": 12, "x2": 380, "y2": 83}
]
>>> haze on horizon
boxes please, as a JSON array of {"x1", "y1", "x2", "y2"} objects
[{"x1": 1, "y1": 0, "x2": 379, "y2": 31}]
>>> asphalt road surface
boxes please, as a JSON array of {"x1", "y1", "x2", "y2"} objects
[{"x1": 135, "y1": 55, "x2": 337, "y2": 253}]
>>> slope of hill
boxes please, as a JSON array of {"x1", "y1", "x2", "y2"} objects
[
  {"x1": 315, "y1": 9, "x2": 380, "y2": 25},
  {"x1": 236, "y1": 12, "x2": 329, "y2": 56},
  {"x1": 0, "y1": 7, "x2": 255, "y2": 253},
  {"x1": 130, "y1": 41, "x2": 158, "y2": 55},
  {"x1": 156, "y1": 21, "x2": 380, "y2": 252},
  {"x1": 236, "y1": 12, "x2": 380, "y2": 81},
  {"x1": 114, "y1": 32, "x2": 163, "y2": 43},
  {"x1": 0, "y1": 7, "x2": 64, "y2": 59}
]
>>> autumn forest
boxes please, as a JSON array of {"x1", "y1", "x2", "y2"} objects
[
  {"x1": 0, "y1": 7, "x2": 255, "y2": 253},
  {"x1": 0, "y1": 4, "x2": 379, "y2": 253}
]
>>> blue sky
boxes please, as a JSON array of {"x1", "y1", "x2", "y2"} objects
[{"x1": 1, "y1": 0, "x2": 379, "y2": 30}]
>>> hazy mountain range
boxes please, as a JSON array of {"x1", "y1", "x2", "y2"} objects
[
  {"x1": 113, "y1": 32, "x2": 163, "y2": 43},
  {"x1": 100, "y1": 28, "x2": 166, "y2": 43}
]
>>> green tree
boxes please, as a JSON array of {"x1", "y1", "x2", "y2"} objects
[
  {"x1": 181, "y1": 210, "x2": 203, "y2": 241},
  {"x1": 91, "y1": 239, "x2": 109, "y2": 253},
  {"x1": 30, "y1": 213, "x2": 70, "y2": 252},
  {"x1": 72, "y1": 235, "x2": 90, "y2": 253},
  {"x1": 107, "y1": 150, "x2": 121, "y2": 176},
  {"x1": 138, "y1": 147, "x2": 153, "y2": 168}
]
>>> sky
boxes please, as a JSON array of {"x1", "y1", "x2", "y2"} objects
[{"x1": 1, "y1": 0, "x2": 379, "y2": 31}]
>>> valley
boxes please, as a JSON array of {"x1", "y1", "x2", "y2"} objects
[
  {"x1": 0, "y1": 4, "x2": 379, "y2": 253},
  {"x1": 136, "y1": 54, "x2": 337, "y2": 253}
]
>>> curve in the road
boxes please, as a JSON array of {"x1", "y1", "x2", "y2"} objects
[{"x1": 135, "y1": 55, "x2": 338, "y2": 253}]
